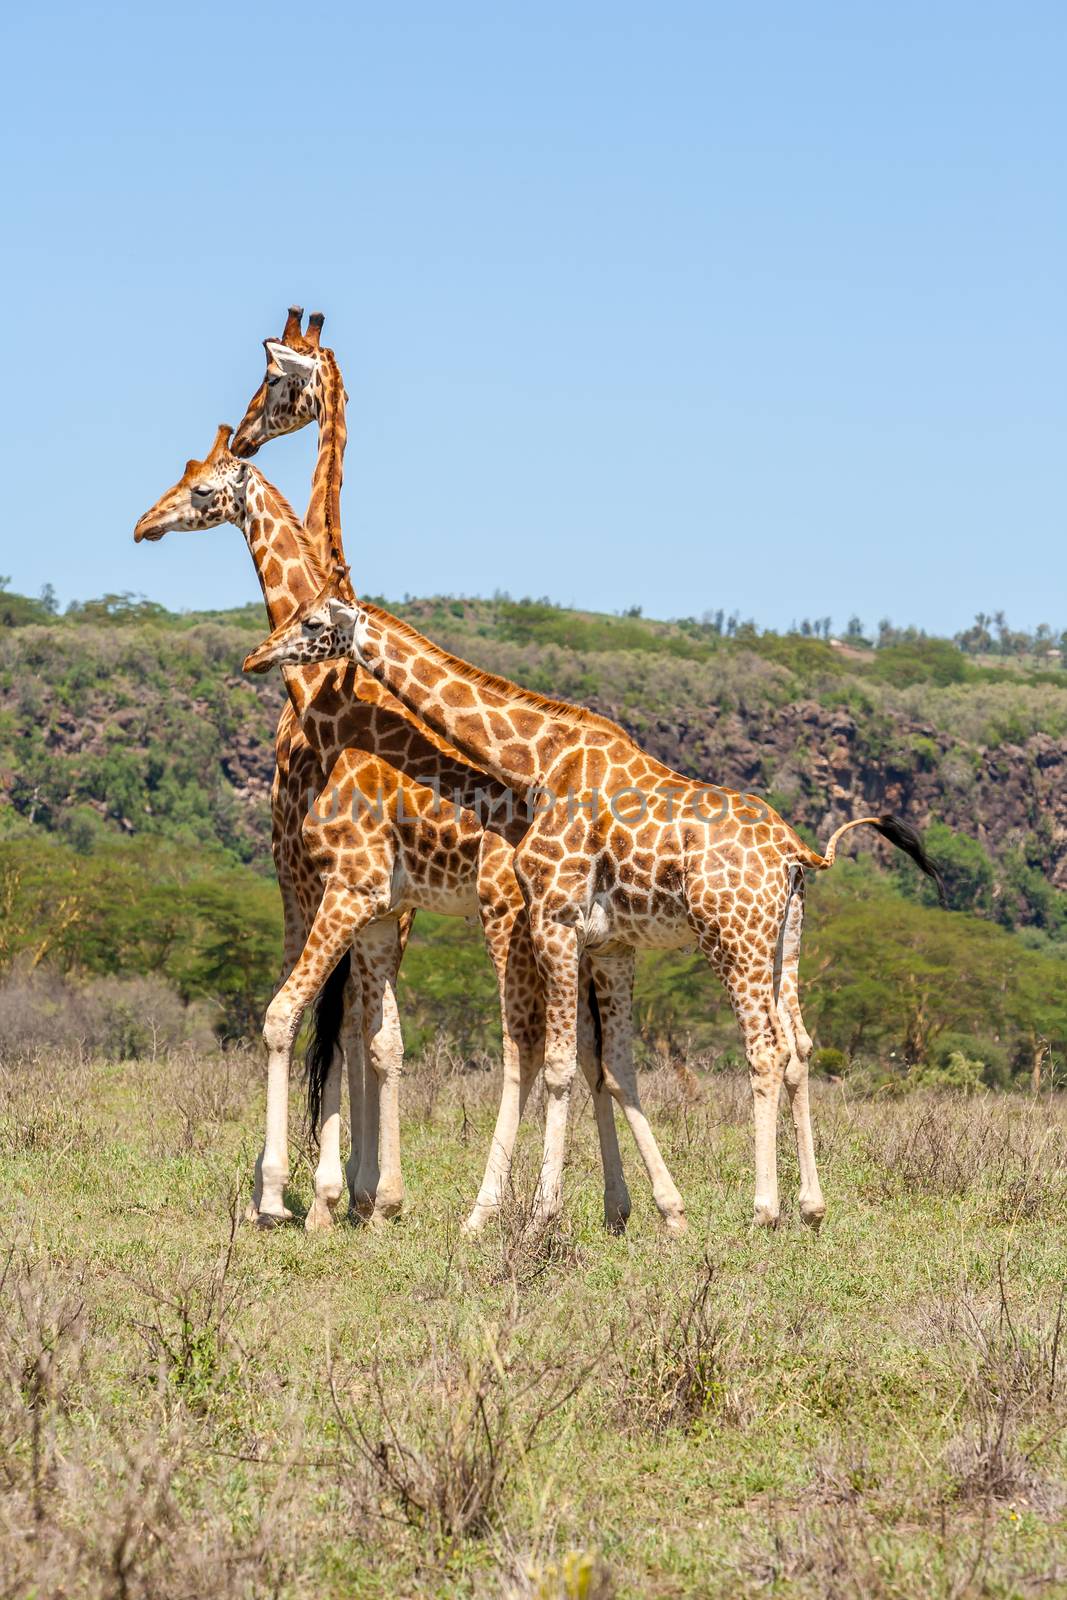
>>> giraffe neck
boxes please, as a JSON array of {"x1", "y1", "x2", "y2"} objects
[
  {"x1": 241, "y1": 475, "x2": 354, "y2": 728},
  {"x1": 303, "y1": 353, "x2": 353, "y2": 599},
  {"x1": 353, "y1": 601, "x2": 593, "y2": 797}
]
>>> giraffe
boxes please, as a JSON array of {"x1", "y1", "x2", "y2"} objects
[
  {"x1": 242, "y1": 307, "x2": 372, "y2": 1230},
  {"x1": 244, "y1": 588, "x2": 946, "y2": 1231},
  {"x1": 229, "y1": 309, "x2": 637, "y2": 1236},
  {"x1": 133, "y1": 422, "x2": 633, "y2": 1235}
]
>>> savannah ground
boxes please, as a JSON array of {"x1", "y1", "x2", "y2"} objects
[{"x1": 1, "y1": 1047, "x2": 1065, "y2": 1598}]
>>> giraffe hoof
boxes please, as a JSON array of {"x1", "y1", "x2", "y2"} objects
[
  {"x1": 800, "y1": 1202, "x2": 826, "y2": 1231},
  {"x1": 603, "y1": 1190, "x2": 631, "y2": 1234},
  {"x1": 664, "y1": 1211, "x2": 688, "y2": 1237},
  {"x1": 305, "y1": 1199, "x2": 336, "y2": 1234},
  {"x1": 255, "y1": 1208, "x2": 292, "y2": 1230},
  {"x1": 349, "y1": 1188, "x2": 377, "y2": 1219},
  {"x1": 752, "y1": 1204, "x2": 781, "y2": 1230}
]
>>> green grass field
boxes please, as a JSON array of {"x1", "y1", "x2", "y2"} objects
[{"x1": 2, "y1": 1051, "x2": 1065, "y2": 1597}]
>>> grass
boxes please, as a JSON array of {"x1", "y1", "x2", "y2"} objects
[{"x1": 1, "y1": 1050, "x2": 1066, "y2": 1597}]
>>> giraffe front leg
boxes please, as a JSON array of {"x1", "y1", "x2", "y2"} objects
[
  {"x1": 251, "y1": 1039, "x2": 296, "y2": 1227},
  {"x1": 465, "y1": 1039, "x2": 541, "y2": 1235},
  {"x1": 249, "y1": 852, "x2": 308, "y2": 1224},
  {"x1": 255, "y1": 886, "x2": 369, "y2": 1227}
]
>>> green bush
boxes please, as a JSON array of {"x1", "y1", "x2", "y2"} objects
[{"x1": 908, "y1": 1050, "x2": 985, "y2": 1092}]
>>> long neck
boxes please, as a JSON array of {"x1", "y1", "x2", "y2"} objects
[
  {"x1": 243, "y1": 474, "x2": 325, "y2": 627},
  {"x1": 303, "y1": 352, "x2": 353, "y2": 599},
  {"x1": 240, "y1": 475, "x2": 352, "y2": 725},
  {"x1": 353, "y1": 603, "x2": 579, "y2": 798}
]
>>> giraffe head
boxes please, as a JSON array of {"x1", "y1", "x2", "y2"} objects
[
  {"x1": 133, "y1": 424, "x2": 250, "y2": 542},
  {"x1": 242, "y1": 583, "x2": 364, "y2": 674},
  {"x1": 231, "y1": 305, "x2": 338, "y2": 458}
]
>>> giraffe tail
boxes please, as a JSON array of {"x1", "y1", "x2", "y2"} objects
[
  {"x1": 587, "y1": 978, "x2": 605, "y2": 1092},
  {"x1": 305, "y1": 952, "x2": 350, "y2": 1143},
  {"x1": 805, "y1": 814, "x2": 947, "y2": 905}
]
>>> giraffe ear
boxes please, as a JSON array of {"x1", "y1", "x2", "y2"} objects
[
  {"x1": 264, "y1": 340, "x2": 315, "y2": 379},
  {"x1": 326, "y1": 597, "x2": 353, "y2": 627}
]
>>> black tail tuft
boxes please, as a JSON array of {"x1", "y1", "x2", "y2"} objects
[
  {"x1": 873, "y1": 814, "x2": 948, "y2": 907},
  {"x1": 305, "y1": 951, "x2": 350, "y2": 1142},
  {"x1": 588, "y1": 978, "x2": 605, "y2": 1092}
]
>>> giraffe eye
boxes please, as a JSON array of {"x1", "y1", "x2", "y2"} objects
[
  {"x1": 192, "y1": 485, "x2": 213, "y2": 499},
  {"x1": 266, "y1": 374, "x2": 282, "y2": 388},
  {"x1": 305, "y1": 619, "x2": 324, "y2": 633}
]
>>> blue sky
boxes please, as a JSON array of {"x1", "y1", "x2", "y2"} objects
[{"x1": 1, "y1": 2, "x2": 1063, "y2": 635}]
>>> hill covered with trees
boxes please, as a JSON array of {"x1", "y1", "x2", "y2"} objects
[{"x1": 3, "y1": 578, "x2": 1066, "y2": 1083}]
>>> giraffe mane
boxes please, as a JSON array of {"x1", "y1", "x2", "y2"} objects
[
  {"x1": 311, "y1": 348, "x2": 352, "y2": 597},
  {"x1": 251, "y1": 476, "x2": 331, "y2": 589}
]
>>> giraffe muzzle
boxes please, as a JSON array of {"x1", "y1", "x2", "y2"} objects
[
  {"x1": 133, "y1": 514, "x2": 167, "y2": 543},
  {"x1": 242, "y1": 643, "x2": 275, "y2": 675},
  {"x1": 230, "y1": 420, "x2": 262, "y2": 459}
]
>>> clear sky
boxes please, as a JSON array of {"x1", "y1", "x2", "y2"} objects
[{"x1": 1, "y1": 2, "x2": 1063, "y2": 636}]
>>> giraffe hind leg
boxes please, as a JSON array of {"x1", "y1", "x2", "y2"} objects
[
  {"x1": 577, "y1": 964, "x2": 631, "y2": 1234},
  {"x1": 777, "y1": 880, "x2": 825, "y2": 1228},
  {"x1": 702, "y1": 930, "x2": 790, "y2": 1229},
  {"x1": 586, "y1": 948, "x2": 685, "y2": 1235}
]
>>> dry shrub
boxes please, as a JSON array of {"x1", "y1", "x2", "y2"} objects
[
  {"x1": 611, "y1": 1255, "x2": 745, "y2": 1434},
  {"x1": 159, "y1": 1047, "x2": 252, "y2": 1154},
  {"x1": 131, "y1": 1189, "x2": 250, "y2": 1412},
  {"x1": 0, "y1": 1246, "x2": 87, "y2": 1515},
  {"x1": 495, "y1": 1545, "x2": 616, "y2": 1600},
  {"x1": 744, "y1": 1503, "x2": 1005, "y2": 1600},
  {"x1": 0, "y1": 1234, "x2": 302, "y2": 1599},
  {"x1": 0, "y1": 1052, "x2": 94, "y2": 1154},
  {"x1": 811, "y1": 1442, "x2": 879, "y2": 1506},
  {"x1": 945, "y1": 1391, "x2": 1038, "y2": 1504},
  {"x1": 938, "y1": 1258, "x2": 1066, "y2": 1509},
  {"x1": 330, "y1": 1305, "x2": 592, "y2": 1555},
  {"x1": 488, "y1": 1159, "x2": 585, "y2": 1292},
  {"x1": 0, "y1": 1408, "x2": 303, "y2": 1600},
  {"x1": 0, "y1": 962, "x2": 217, "y2": 1062},
  {"x1": 860, "y1": 1094, "x2": 1067, "y2": 1216},
  {"x1": 636, "y1": 1048, "x2": 705, "y2": 1115},
  {"x1": 402, "y1": 1031, "x2": 478, "y2": 1125}
]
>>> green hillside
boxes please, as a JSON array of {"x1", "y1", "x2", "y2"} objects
[{"x1": 3, "y1": 580, "x2": 1066, "y2": 1082}]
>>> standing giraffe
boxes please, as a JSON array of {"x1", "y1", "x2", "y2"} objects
[
  {"x1": 239, "y1": 307, "x2": 372, "y2": 1229},
  {"x1": 245, "y1": 589, "x2": 946, "y2": 1230},
  {"x1": 230, "y1": 310, "x2": 638, "y2": 1235},
  {"x1": 134, "y1": 424, "x2": 633, "y2": 1234}
]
